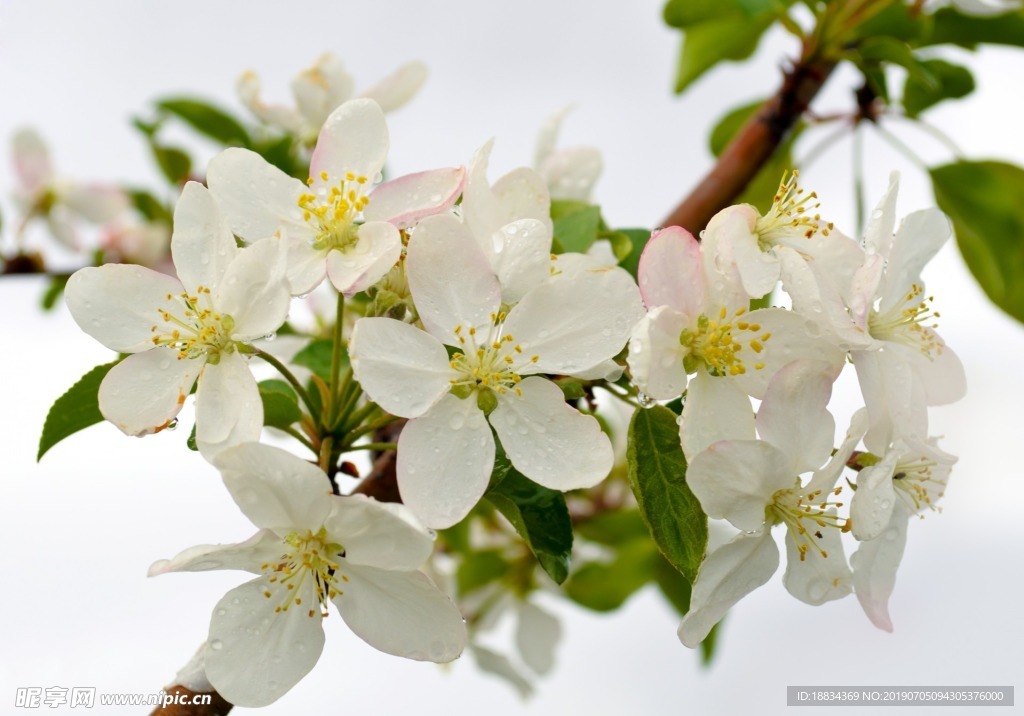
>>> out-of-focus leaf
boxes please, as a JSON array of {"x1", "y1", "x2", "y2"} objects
[
  {"x1": 616, "y1": 228, "x2": 653, "y2": 279},
  {"x1": 259, "y1": 379, "x2": 302, "y2": 429},
  {"x1": 40, "y1": 274, "x2": 69, "y2": 311},
  {"x1": 187, "y1": 423, "x2": 198, "y2": 451},
  {"x1": 857, "y1": 37, "x2": 938, "y2": 88},
  {"x1": 156, "y1": 98, "x2": 252, "y2": 148},
  {"x1": 700, "y1": 621, "x2": 723, "y2": 666},
  {"x1": 709, "y1": 99, "x2": 765, "y2": 157},
  {"x1": 923, "y1": 6, "x2": 1024, "y2": 48},
  {"x1": 254, "y1": 135, "x2": 301, "y2": 178},
  {"x1": 902, "y1": 58, "x2": 975, "y2": 118},
  {"x1": 127, "y1": 188, "x2": 172, "y2": 223},
  {"x1": 151, "y1": 144, "x2": 192, "y2": 186},
  {"x1": 553, "y1": 203, "x2": 601, "y2": 254},
  {"x1": 565, "y1": 539, "x2": 658, "y2": 611},
  {"x1": 292, "y1": 338, "x2": 340, "y2": 382},
  {"x1": 576, "y1": 508, "x2": 650, "y2": 546},
  {"x1": 38, "y1": 361, "x2": 117, "y2": 460},
  {"x1": 930, "y1": 160, "x2": 1024, "y2": 323},
  {"x1": 654, "y1": 552, "x2": 693, "y2": 615},
  {"x1": 853, "y1": 3, "x2": 926, "y2": 42},
  {"x1": 673, "y1": 16, "x2": 773, "y2": 93}
]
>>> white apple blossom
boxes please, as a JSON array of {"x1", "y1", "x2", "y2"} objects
[
  {"x1": 11, "y1": 127, "x2": 127, "y2": 248},
  {"x1": 349, "y1": 213, "x2": 644, "y2": 528},
  {"x1": 533, "y1": 106, "x2": 603, "y2": 202},
  {"x1": 64, "y1": 182, "x2": 290, "y2": 458},
  {"x1": 238, "y1": 52, "x2": 428, "y2": 145},
  {"x1": 678, "y1": 361, "x2": 866, "y2": 647},
  {"x1": 149, "y1": 442, "x2": 466, "y2": 707},
  {"x1": 208, "y1": 98, "x2": 464, "y2": 296}
]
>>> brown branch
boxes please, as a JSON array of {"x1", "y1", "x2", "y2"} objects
[{"x1": 660, "y1": 50, "x2": 838, "y2": 234}]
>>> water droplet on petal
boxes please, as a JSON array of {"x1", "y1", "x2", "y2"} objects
[
  {"x1": 210, "y1": 639, "x2": 224, "y2": 651},
  {"x1": 166, "y1": 418, "x2": 179, "y2": 431},
  {"x1": 637, "y1": 392, "x2": 655, "y2": 408},
  {"x1": 263, "y1": 332, "x2": 277, "y2": 342}
]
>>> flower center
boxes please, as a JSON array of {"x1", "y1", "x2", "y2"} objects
[
  {"x1": 260, "y1": 528, "x2": 347, "y2": 619},
  {"x1": 755, "y1": 170, "x2": 833, "y2": 247},
  {"x1": 681, "y1": 306, "x2": 770, "y2": 377},
  {"x1": 768, "y1": 481, "x2": 848, "y2": 561},
  {"x1": 867, "y1": 282, "x2": 944, "y2": 359},
  {"x1": 893, "y1": 455, "x2": 946, "y2": 513},
  {"x1": 299, "y1": 170, "x2": 371, "y2": 253},
  {"x1": 448, "y1": 312, "x2": 539, "y2": 406},
  {"x1": 149, "y1": 285, "x2": 237, "y2": 364}
]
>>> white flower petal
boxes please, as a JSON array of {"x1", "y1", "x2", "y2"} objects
[
  {"x1": 540, "y1": 146, "x2": 603, "y2": 202},
  {"x1": 327, "y1": 220, "x2": 401, "y2": 295},
  {"x1": 62, "y1": 184, "x2": 128, "y2": 222},
  {"x1": 491, "y1": 167, "x2": 552, "y2": 234},
  {"x1": 853, "y1": 350, "x2": 928, "y2": 454},
  {"x1": 284, "y1": 237, "x2": 329, "y2": 296},
  {"x1": 405, "y1": 214, "x2": 501, "y2": 345},
  {"x1": 900, "y1": 338, "x2": 967, "y2": 406},
  {"x1": 334, "y1": 564, "x2": 467, "y2": 662},
  {"x1": 679, "y1": 370, "x2": 755, "y2": 461},
  {"x1": 687, "y1": 440, "x2": 791, "y2": 532},
  {"x1": 627, "y1": 307, "x2": 689, "y2": 400},
  {"x1": 11, "y1": 127, "x2": 52, "y2": 190},
  {"x1": 291, "y1": 54, "x2": 354, "y2": 130},
  {"x1": 349, "y1": 317, "x2": 453, "y2": 418},
  {"x1": 205, "y1": 578, "x2": 325, "y2": 708},
  {"x1": 850, "y1": 450, "x2": 900, "y2": 541},
  {"x1": 705, "y1": 206, "x2": 778, "y2": 299},
  {"x1": 397, "y1": 395, "x2": 494, "y2": 528},
  {"x1": 515, "y1": 602, "x2": 560, "y2": 675},
  {"x1": 851, "y1": 502, "x2": 911, "y2": 632},
  {"x1": 778, "y1": 246, "x2": 870, "y2": 348},
  {"x1": 490, "y1": 376, "x2": 613, "y2": 491},
  {"x1": 207, "y1": 147, "x2": 310, "y2": 243},
  {"x1": 677, "y1": 531, "x2": 778, "y2": 648},
  {"x1": 98, "y1": 349, "x2": 200, "y2": 436},
  {"x1": 637, "y1": 226, "x2": 705, "y2": 318},
  {"x1": 170, "y1": 182, "x2": 238, "y2": 294},
  {"x1": 65, "y1": 264, "x2": 184, "y2": 353},
  {"x1": 470, "y1": 645, "x2": 534, "y2": 698},
  {"x1": 148, "y1": 529, "x2": 283, "y2": 576},
  {"x1": 322, "y1": 494, "x2": 434, "y2": 571},
  {"x1": 364, "y1": 166, "x2": 466, "y2": 228},
  {"x1": 782, "y1": 518, "x2": 853, "y2": 605},
  {"x1": 755, "y1": 359, "x2": 838, "y2": 474},
  {"x1": 879, "y1": 209, "x2": 951, "y2": 313},
  {"x1": 359, "y1": 60, "x2": 428, "y2": 113},
  {"x1": 310, "y1": 98, "x2": 388, "y2": 181},
  {"x1": 863, "y1": 172, "x2": 899, "y2": 257},
  {"x1": 216, "y1": 443, "x2": 333, "y2": 531},
  {"x1": 237, "y1": 71, "x2": 304, "y2": 134},
  {"x1": 214, "y1": 237, "x2": 290, "y2": 340},
  {"x1": 194, "y1": 351, "x2": 263, "y2": 460},
  {"x1": 490, "y1": 218, "x2": 552, "y2": 303}
]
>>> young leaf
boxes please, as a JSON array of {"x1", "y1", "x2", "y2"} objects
[
  {"x1": 923, "y1": 6, "x2": 1024, "y2": 48},
  {"x1": 456, "y1": 549, "x2": 509, "y2": 596},
  {"x1": 930, "y1": 161, "x2": 1024, "y2": 323},
  {"x1": 293, "y1": 338, "x2": 341, "y2": 382},
  {"x1": 902, "y1": 58, "x2": 975, "y2": 118},
  {"x1": 616, "y1": 228, "x2": 653, "y2": 279},
  {"x1": 151, "y1": 144, "x2": 192, "y2": 186},
  {"x1": 40, "y1": 274, "x2": 69, "y2": 311},
  {"x1": 673, "y1": 16, "x2": 773, "y2": 93},
  {"x1": 564, "y1": 539, "x2": 658, "y2": 611},
  {"x1": 627, "y1": 405, "x2": 708, "y2": 583},
  {"x1": 552, "y1": 203, "x2": 601, "y2": 254},
  {"x1": 259, "y1": 379, "x2": 302, "y2": 429},
  {"x1": 156, "y1": 98, "x2": 252, "y2": 148},
  {"x1": 485, "y1": 453, "x2": 574, "y2": 584},
  {"x1": 38, "y1": 361, "x2": 118, "y2": 460}
]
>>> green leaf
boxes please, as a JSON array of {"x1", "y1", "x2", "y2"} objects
[
  {"x1": 700, "y1": 621, "x2": 723, "y2": 665},
  {"x1": 259, "y1": 379, "x2": 302, "y2": 429},
  {"x1": 654, "y1": 552, "x2": 693, "y2": 615},
  {"x1": 924, "y1": 6, "x2": 1024, "y2": 48},
  {"x1": 664, "y1": 0, "x2": 743, "y2": 27},
  {"x1": 565, "y1": 539, "x2": 657, "y2": 611},
  {"x1": 853, "y1": 3, "x2": 926, "y2": 42},
  {"x1": 626, "y1": 405, "x2": 708, "y2": 583},
  {"x1": 616, "y1": 228, "x2": 653, "y2": 279},
  {"x1": 292, "y1": 338, "x2": 341, "y2": 382},
  {"x1": 187, "y1": 423, "x2": 198, "y2": 451},
  {"x1": 902, "y1": 58, "x2": 975, "y2": 118},
  {"x1": 127, "y1": 188, "x2": 171, "y2": 223},
  {"x1": 709, "y1": 100, "x2": 765, "y2": 157},
  {"x1": 673, "y1": 16, "x2": 773, "y2": 93},
  {"x1": 485, "y1": 452, "x2": 574, "y2": 584},
  {"x1": 552, "y1": 203, "x2": 602, "y2": 254},
  {"x1": 857, "y1": 37, "x2": 938, "y2": 89},
  {"x1": 151, "y1": 144, "x2": 192, "y2": 186},
  {"x1": 930, "y1": 161, "x2": 1024, "y2": 323},
  {"x1": 553, "y1": 377, "x2": 586, "y2": 401},
  {"x1": 600, "y1": 230, "x2": 635, "y2": 262},
  {"x1": 38, "y1": 361, "x2": 118, "y2": 460},
  {"x1": 40, "y1": 274, "x2": 69, "y2": 311},
  {"x1": 254, "y1": 135, "x2": 299, "y2": 177},
  {"x1": 156, "y1": 98, "x2": 252, "y2": 148},
  {"x1": 576, "y1": 508, "x2": 650, "y2": 546},
  {"x1": 456, "y1": 549, "x2": 509, "y2": 595}
]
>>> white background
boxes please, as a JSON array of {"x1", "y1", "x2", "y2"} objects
[{"x1": 1, "y1": 1, "x2": 1022, "y2": 714}]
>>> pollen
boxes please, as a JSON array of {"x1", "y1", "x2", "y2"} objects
[
  {"x1": 261, "y1": 527, "x2": 345, "y2": 618},
  {"x1": 755, "y1": 170, "x2": 832, "y2": 246},
  {"x1": 299, "y1": 169, "x2": 373, "y2": 254}
]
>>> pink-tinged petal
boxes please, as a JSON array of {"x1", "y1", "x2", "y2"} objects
[
  {"x1": 704, "y1": 205, "x2": 779, "y2": 300},
  {"x1": 291, "y1": 54, "x2": 354, "y2": 130},
  {"x1": 405, "y1": 214, "x2": 501, "y2": 345},
  {"x1": 285, "y1": 237, "x2": 328, "y2": 296},
  {"x1": 171, "y1": 182, "x2": 238, "y2": 295},
  {"x1": 215, "y1": 443, "x2": 333, "y2": 532},
  {"x1": 701, "y1": 205, "x2": 757, "y2": 310},
  {"x1": 333, "y1": 564, "x2": 466, "y2": 662},
  {"x1": 148, "y1": 529, "x2": 283, "y2": 576},
  {"x1": 850, "y1": 502, "x2": 911, "y2": 632},
  {"x1": 490, "y1": 218, "x2": 552, "y2": 303},
  {"x1": 756, "y1": 359, "x2": 838, "y2": 474},
  {"x1": 778, "y1": 247, "x2": 871, "y2": 348},
  {"x1": 65, "y1": 264, "x2": 184, "y2": 353},
  {"x1": 364, "y1": 166, "x2": 465, "y2": 228},
  {"x1": 680, "y1": 371, "x2": 755, "y2": 461},
  {"x1": 505, "y1": 265, "x2": 644, "y2": 375},
  {"x1": 310, "y1": 98, "x2": 388, "y2": 181},
  {"x1": 215, "y1": 237, "x2": 290, "y2": 340},
  {"x1": 349, "y1": 317, "x2": 453, "y2": 418},
  {"x1": 540, "y1": 146, "x2": 603, "y2": 202},
  {"x1": 850, "y1": 450, "x2": 900, "y2": 541},
  {"x1": 397, "y1": 395, "x2": 494, "y2": 528},
  {"x1": 206, "y1": 578, "x2": 325, "y2": 708},
  {"x1": 237, "y1": 70, "x2": 304, "y2": 134},
  {"x1": 677, "y1": 530, "x2": 779, "y2": 648},
  {"x1": 359, "y1": 60, "x2": 429, "y2": 112},
  {"x1": 11, "y1": 127, "x2": 52, "y2": 190},
  {"x1": 627, "y1": 307, "x2": 689, "y2": 401},
  {"x1": 687, "y1": 440, "x2": 791, "y2": 532},
  {"x1": 863, "y1": 172, "x2": 899, "y2": 257},
  {"x1": 490, "y1": 376, "x2": 613, "y2": 491},
  {"x1": 879, "y1": 209, "x2": 951, "y2": 313},
  {"x1": 62, "y1": 184, "x2": 129, "y2": 222},
  {"x1": 99, "y1": 349, "x2": 200, "y2": 436},
  {"x1": 516, "y1": 602, "x2": 560, "y2": 675},
  {"x1": 328, "y1": 221, "x2": 402, "y2": 295},
  {"x1": 782, "y1": 518, "x2": 852, "y2": 605},
  {"x1": 323, "y1": 495, "x2": 434, "y2": 571},
  {"x1": 207, "y1": 148, "x2": 310, "y2": 243},
  {"x1": 637, "y1": 226, "x2": 705, "y2": 318},
  {"x1": 194, "y1": 351, "x2": 263, "y2": 460}
]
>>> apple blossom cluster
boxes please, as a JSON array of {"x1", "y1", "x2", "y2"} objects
[{"x1": 16, "y1": 50, "x2": 967, "y2": 708}]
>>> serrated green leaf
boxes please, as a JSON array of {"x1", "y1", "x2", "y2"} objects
[
  {"x1": 157, "y1": 98, "x2": 251, "y2": 148},
  {"x1": 902, "y1": 58, "x2": 975, "y2": 118},
  {"x1": 456, "y1": 549, "x2": 509, "y2": 595},
  {"x1": 565, "y1": 539, "x2": 657, "y2": 611},
  {"x1": 485, "y1": 452, "x2": 574, "y2": 584},
  {"x1": 626, "y1": 405, "x2": 708, "y2": 583},
  {"x1": 674, "y1": 16, "x2": 773, "y2": 93},
  {"x1": 930, "y1": 161, "x2": 1024, "y2": 323},
  {"x1": 259, "y1": 379, "x2": 302, "y2": 429},
  {"x1": 924, "y1": 6, "x2": 1024, "y2": 48},
  {"x1": 38, "y1": 361, "x2": 118, "y2": 460},
  {"x1": 292, "y1": 338, "x2": 342, "y2": 382},
  {"x1": 552, "y1": 204, "x2": 601, "y2": 254}
]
